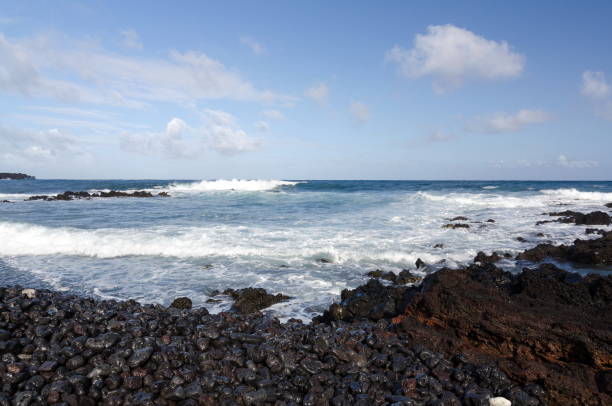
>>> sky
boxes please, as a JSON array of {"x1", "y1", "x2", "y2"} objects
[{"x1": 0, "y1": 0, "x2": 611, "y2": 180}]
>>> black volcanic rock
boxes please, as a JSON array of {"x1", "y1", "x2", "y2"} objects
[
  {"x1": 223, "y1": 287, "x2": 290, "y2": 314},
  {"x1": 170, "y1": 297, "x2": 193, "y2": 309},
  {"x1": 547, "y1": 210, "x2": 611, "y2": 226},
  {"x1": 0, "y1": 284, "x2": 539, "y2": 406},
  {"x1": 25, "y1": 190, "x2": 169, "y2": 201},
  {"x1": 517, "y1": 230, "x2": 612, "y2": 265},
  {"x1": 0, "y1": 172, "x2": 34, "y2": 180}
]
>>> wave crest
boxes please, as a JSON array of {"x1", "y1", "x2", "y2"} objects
[
  {"x1": 166, "y1": 179, "x2": 301, "y2": 193},
  {"x1": 539, "y1": 188, "x2": 612, "y2": 201}
]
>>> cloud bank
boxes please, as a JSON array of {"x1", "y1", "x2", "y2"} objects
[{"x1": 0, "y1": 32, "x2": 290, "y2": 108}]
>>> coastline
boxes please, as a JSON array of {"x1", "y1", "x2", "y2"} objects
[{"x1": 1, "y1": 228, "x2": 611, "y2": 405}]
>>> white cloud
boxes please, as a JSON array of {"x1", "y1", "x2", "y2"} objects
[
  {"x1": 491, "y1": 155, "x2": 598, "y2": 169},
  {"x1": 304, "y1": 83, "x2": 329, "y2": 105},
  {"x1": 349, "y1": 101, "x2": 370, "y2": 123},
  {"x1": 426, "y1": 130, "x2": 455, "y2": 143},
  {"x1": 240, "y1": 36, "x2": 265, "y2": 55},
  {"x1": 120, "y1": 29, "x2": 143, "y2": 50},
  {"x1": 262, "y1": 109, "x2": 284, "y2": 120},
  {"x1": 556, "y1": 154, "x2": 598, "y2": 169},
  {"x1": 0, "y1": 125, "x2": 86, "y2": 163},
  {"x1": 385, "y1": 24, "x2": 524, "y2": 92},
  {"x1": 581, "y1": 71, "x2": 609, "y2": 98},
  {"x1": 581, "y1": 70, "x2": 612, "y2": 121},
  {"x1": 205, "y1": 109, "x2": 258, "y2": 154},
  {"x1": 120, "y1": 109, "x2": 258, "y2": 157},
  {"x1": 254, "y1": 120, "x2": 270, "y2": 132},
  {"x1": 466, "y1": 109, "x2": 551, "y2": 134},
  {"x1": 0, "y1": 32, "x2": 291, "y2": 108}
]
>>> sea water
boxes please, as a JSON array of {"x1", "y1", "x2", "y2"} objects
[{"x1": 1, "y1": 179, "x2": 611, "y2": 321}]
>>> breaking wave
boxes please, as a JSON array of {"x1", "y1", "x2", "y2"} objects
[{"x1": 164, "y1": 179, "x2": 301, "y2": 193}]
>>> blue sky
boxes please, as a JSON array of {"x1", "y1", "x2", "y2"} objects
[{"x1": 1, "y1": 0, "x2": 611, "y2": 179}]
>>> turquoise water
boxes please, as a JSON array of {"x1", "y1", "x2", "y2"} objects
[{"x1": 1, "y1": 179, "x2": 611, "y2": 320}]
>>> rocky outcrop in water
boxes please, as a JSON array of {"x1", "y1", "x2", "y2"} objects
[
  {"x1": 536, "y1": 210, "x2": 611, "y2": 226},
  {"x1": 365, "y1": 269, "x2": 421, "y2": 285},
  {"x1": 222, "y1": 288, "x2": 290, "y2": 314},
  {"x1": 0, "y1": 173, "x2": 35, "y2": 180},
  {"x1": 0, "y1": 286, "x2": 529, "y2": 406},
  {"x1": 25, "y1": 190, "x2": 169, "y2": 201},
  {"x1": 517, "y1": 230, "x2": 612, "y2": 265}
]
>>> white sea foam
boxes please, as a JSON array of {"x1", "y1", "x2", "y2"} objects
[
  {"x1": 415, "y1": 191, "x2": 548, "y2": 208},
  {"x1": 539, "y1": 188, "x2": 612, "y2": 201},
  {"x1": 165, "y1": 179, "x2": 300, "y2": 193},
  {"x1": 0, "y1": 193, "x2": 37, "y2": 201},
  {"x1": 482, "y1": 186, "x2": 498, "y2": 189}
]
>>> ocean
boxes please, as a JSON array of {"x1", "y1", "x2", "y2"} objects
[{"x1": 1, "y1": 179, "x2": 611, "y2": 321}]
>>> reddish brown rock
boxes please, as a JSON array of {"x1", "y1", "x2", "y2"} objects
[{"x1": 392, "y1": 263, "x2": 612, "y2": 406}]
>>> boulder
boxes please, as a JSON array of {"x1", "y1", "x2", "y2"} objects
[
  {"x1": 223, "y1": 287, "x2": 289, "y2": 314},
  {"x1": 170, "y1": 297, "x2": 192, "y2": 309}
]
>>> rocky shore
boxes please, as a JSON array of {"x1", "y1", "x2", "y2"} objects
[
  {"x1": 0, "y1": 173, "x2": 35, "y2": 180},
  {"x1": 25, "y1": 190, "x2": 169, "y2": 201},
  {"x1": 1, "y1": 212, "x2": 611, "y2": 405}
]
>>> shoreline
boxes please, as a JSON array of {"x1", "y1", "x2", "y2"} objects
[{"x1": 1, "y1": 229, "x2": 611, "y2": 405}]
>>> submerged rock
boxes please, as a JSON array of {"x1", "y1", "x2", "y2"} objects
[{"x1": 443, "y1": 223, "x2": 470, "y2": 229}]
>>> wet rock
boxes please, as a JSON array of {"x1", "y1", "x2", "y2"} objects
[
  {"x1": 397, "y1": 270, "x2": 421, "y2": 284},
  {"x1": 474, "y1": 252, "x2": 501, "y2": 264},
  {"x1": 415, "y1": 258, "x2": 425, "y2": 269},
  {"x1": 486, "y1": 219, "x2": 495, "y2": 223},
  {"x1": 25, "y1": 190, "x2": 166, "y2": 201},
  {"x1": 547, "y1": 210, "x2": 611, "y2": 226},
  {"x1": 434, "y1": 243, "x2": 445, "y2": 249},
  {"x1": 128, "y1": 347, "x2": 154, "y2": 368},
  {"x1": 518, "y1": 230, "x2": 612, "y2": 265},
  {"x1": 170, "y1": 297, "x2": 192, "y2": 309},
  {"x1": 450, "y1": 216, "x2": 468, "y2": 221},
  {"x1": 586, "y1": 228, "x2": 605, "y2": 235},
  {"x1": 223, "y1": 287, "x2": 290, "y2": 313}
]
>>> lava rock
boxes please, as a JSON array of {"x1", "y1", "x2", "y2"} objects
[
  {"x1": 223, "y1": 287, "x2": 290, "y2": 314},
  {"x1": 170, "y1": 297, "x2": 193, "y2": 309}
]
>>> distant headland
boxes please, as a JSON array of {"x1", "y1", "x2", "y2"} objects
[{"x1": 0, "y1": 173, "x2": 36, "y2": 180}]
